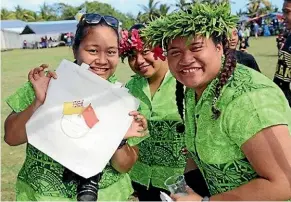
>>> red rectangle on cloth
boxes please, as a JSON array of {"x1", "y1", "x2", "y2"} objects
[{"x1": 81, "y1": 104, "x2": 99, "y2": 128}]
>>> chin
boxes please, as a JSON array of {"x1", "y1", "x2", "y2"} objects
[
  {"x1": 183, "y1": 82, "x2": 200, "y2": 89},
  {"x1": 178, "y1": 78, "x2": 203, "y2": 89},
  {"x1": 98, "y1": 74, "x2": 110, "y2": 80},
  {"x1": 139, "y1": 71, "x2": 154, "y2": 78},
  {"x1": 143, "y1": 74, "x2": 152, "y2": 79}
]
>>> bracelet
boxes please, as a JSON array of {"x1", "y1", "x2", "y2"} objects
[
  {"x1": 117, "y1": 139, "x2": 127, "y2": 149},
  {"x1": 201, "y1": 196, "x2": 210, "y2": 201}
]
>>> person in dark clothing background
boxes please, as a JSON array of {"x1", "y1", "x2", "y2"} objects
[
  {"x1": 228, "y1": 28, "x2": 261, "y2": 72},
  {"x1": 273, "y1": 0, "x2": 291, "y2": 107}
]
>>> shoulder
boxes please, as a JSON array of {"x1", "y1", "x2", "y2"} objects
[
  {"x1": 221, "y1": 66, "x2": 290, "y2": 120},
  {"x1": 235, "y1": 51, "x2": 260, "y2": 71},
  {"x1": 125, "y1": 74, "x2": 144, "y2": 91},
  {"x1": 233, "y1": 65, "x2": 276, "y2": 87},
  {"x1": 239, "y1": 51, "x2": 256, "y2": 63},
  {"x1": 126, "y1": 74, "x2": 141, "y2": 85},
  {"x1": 241, "y1": 51, "x2": 255, "y2": 59},
  {"x1": 223, "y1": 65, "x2": 283, "y2": 102}
]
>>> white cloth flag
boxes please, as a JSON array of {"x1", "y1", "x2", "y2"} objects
[{"x1": 26, "y1": 59, "x2": 139, "y2": 178}]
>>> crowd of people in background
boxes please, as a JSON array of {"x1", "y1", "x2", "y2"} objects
[{"x1": 22, "y1": 32, "x2": 74, "y2": 49}]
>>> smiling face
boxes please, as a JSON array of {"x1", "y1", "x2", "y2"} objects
[
  {"x1": 128, "y1": 47, "x2": 166, "y2": 78},
  {"x1": 228, "y1": 28, "x2": 239, "y2": 50},
  {"x1": 167, "y1": 35, "x2": 223, "y2": 91},
  {"x1": 74, "y1": 25, "x2": 119, "y2": 80}
]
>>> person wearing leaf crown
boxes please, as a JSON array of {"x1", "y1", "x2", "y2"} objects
[
  {"x1": 120, "y1": 24, "x2": 209, "y2": 201},
  {"x1": 141, "y1": 3, "x2": 291, "y2": 201},
  {"x1": 4, "y1": 13, "x2": 148, "y2": 201}
]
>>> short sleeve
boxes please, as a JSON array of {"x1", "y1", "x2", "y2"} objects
[
  {"x1": 127, "y1": 130, "x2": 150, "y2": 146},
  {"x1": 223, "y1": 87, "x2": 290, "y2": 147},
  {"x1": 125, "y1": 79, "x2": 150, "y2": 146},
  {"x1": 6, "y1": 81, "x2": 35, "y2": 113}
]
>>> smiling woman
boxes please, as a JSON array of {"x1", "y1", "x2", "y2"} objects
[
  {"x1": 4, "y1": 13, "x2": 148, "y2": 201},
  {"x1": 122, "y1": 24, "x2": 190, "y2": 201},
  {"x1": 142, "y1": 2, "x2": 291, "y2": 201},
  {"x1": 73, "y1": 16, "x2": 120, "y2": 80}
]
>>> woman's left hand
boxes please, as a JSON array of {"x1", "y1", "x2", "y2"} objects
[
  {"x1": 171, "y1": 186, "x2": 203, "y2": 201},
  {"x1": 124, "y1": 111, "x2": 148, "y2": 139}
]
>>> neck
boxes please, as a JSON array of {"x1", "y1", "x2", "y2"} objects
[
  {"x1": 194, "y1": 85, "x2": 207, "y2": 101},
  {"x1": 148, "y1": 62, "x2": 168, "y2": 86}
]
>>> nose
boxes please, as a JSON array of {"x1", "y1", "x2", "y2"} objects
[
  {"x1": 179, "y1": 50, "x2": 196, "y2": 67},
  {"x1": 95, "y1": 52, "x2": 108, "y2": 66},
  {"x1": 136, "y1": 53, "x2": 146, "y2": 66}
]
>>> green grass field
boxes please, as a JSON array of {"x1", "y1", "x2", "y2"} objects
[{"x1": 1, "y1": 36, "x2": 278, "y2": 201}]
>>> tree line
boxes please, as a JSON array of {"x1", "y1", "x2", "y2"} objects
[{"x1": 1, "y1": 0, "x2": 280, "y2": 29}]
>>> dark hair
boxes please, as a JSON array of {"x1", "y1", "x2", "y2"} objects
[
  {"x1": 175, "y1": 33, "x2": 237, "y2": 124},
  {"x1": 124, "y1": 23, "x2": 146, "y2": 63},
  {"x1": 175, "y1": 80, "x2": 185, "y2": 132},
  {"x1": 73, "y1": 18, "x2": 119, "y2": 52},
  {"x1": 129, "y1": 23, "x2": 145, "y2": 32}
]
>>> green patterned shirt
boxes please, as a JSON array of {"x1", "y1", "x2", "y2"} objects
[
  {"x1": 5, "y1": 75, "x2": 135, "y2": 201},
  {"x1": 184, "y1": 65, "x2": 291, "y2": 196},
  {"x1": 126, "y1": 71, "x2": 187, "y2": 190}
]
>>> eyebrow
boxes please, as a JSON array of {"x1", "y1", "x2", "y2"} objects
[
  {"x1": 86, "y1": 44, "x2": 118, "y2": 49},
  {"x1": 190, "y1": 42, "x2": 203, "y2": 46},
  {"x1": 168, "y1": 42, "x2": 203, "y2": 51},
  {"x1": 167, "y1": 46, "x2": 178, "y2": 51}
]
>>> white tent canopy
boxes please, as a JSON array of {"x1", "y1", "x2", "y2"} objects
[
  {"x1": 1, "y1": 20, "x2": 26, "y2": 50},
  {"x1": 1, "y1": 29, "x2": 23, "y2": 50},
  {"x1": 1, "y1": 20, "x2": 78, "y2": 50}
]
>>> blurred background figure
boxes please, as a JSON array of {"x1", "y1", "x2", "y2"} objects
[{"x1": 228, "y1": 28, "x2": 261, "y2": 72}]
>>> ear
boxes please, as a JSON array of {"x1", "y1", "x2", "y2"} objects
[{"x1": 216, "y1": 43, "x2": 224, "y2": 56}]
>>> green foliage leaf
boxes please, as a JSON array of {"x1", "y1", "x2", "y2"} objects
[{"x1": 141, "y1": 2, "x2": 239, "y2": 48}]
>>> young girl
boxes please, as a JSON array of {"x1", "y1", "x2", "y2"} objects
[
  {"x1": 142, "y1": 3, "x2": 291, "y2": 201},
  {"x1": 120, "y1": 24, "x2": 208, "y2": 201},
  {"x1": 239, "y1": 38, "x2": 247, "y2": 53},
  {"x1": 4, "y1": 14, "x2": 147, "y2": 201}
]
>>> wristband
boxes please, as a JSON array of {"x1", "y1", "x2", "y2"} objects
[{"x1": 118, "y1": 139, "x2": 127, "y2": 149}]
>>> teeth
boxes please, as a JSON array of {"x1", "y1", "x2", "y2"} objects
[
  {"x1": 96, "y1": 68, "x2": 107, "y2": 72},
  {"x1": 182, "y1": 68, "x2": 198, "y2": 73},
  {"x1": 140, "y1": 66, "x2": 148, "y2": 71}
]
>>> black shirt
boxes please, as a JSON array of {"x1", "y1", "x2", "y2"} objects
[
  {"x1": 235, "y1": 50, "x2": 261, "y2": 72},
  {"x1": 273, "y1": 34, "x2": 291, "y2": 106},
  {"x1": 274, "y1": 34, "x2": 291, "y2": 85}
]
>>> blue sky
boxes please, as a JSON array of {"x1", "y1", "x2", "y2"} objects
[{"x1": 1, "y1": 0, "x2": 284, "y2": 16}]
